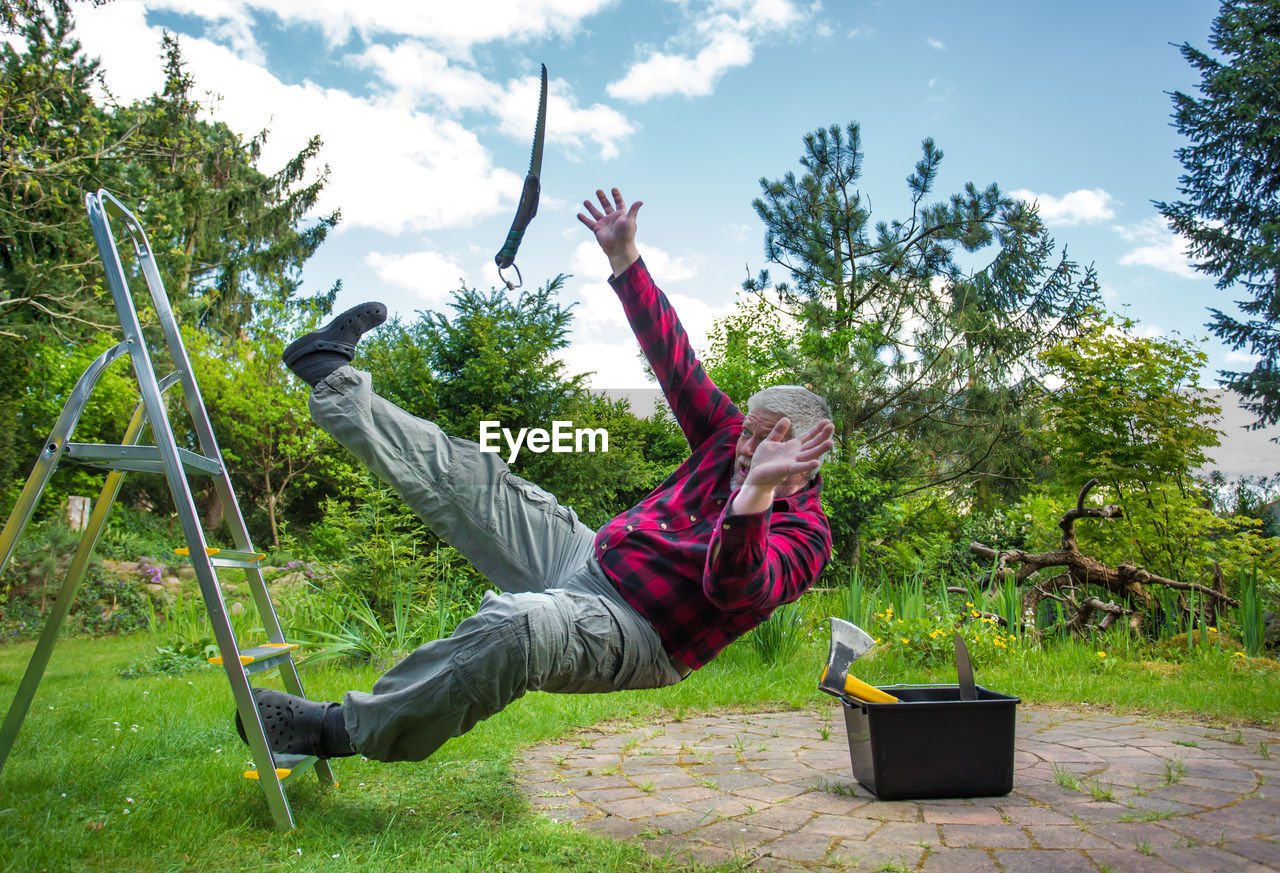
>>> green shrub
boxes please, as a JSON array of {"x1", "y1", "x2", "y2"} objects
[{"x1": 746, "y1": 600, "x2": 808, "y2": 664}]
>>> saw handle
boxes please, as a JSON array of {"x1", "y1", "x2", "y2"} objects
[{"x1": 495, "y1": 173, "x2": 541, "y2": 269}]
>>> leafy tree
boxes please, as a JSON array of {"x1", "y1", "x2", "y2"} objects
[
  {"x1": 184, "y1": 306, "x2": 359, "y2": 549},
  {"x1": 739, "y1": 122, "x2": 1101, "y2": 561},
  {"x1": 125, "y1": 33, "x2": 339, "y2": 334},
  {"x1": 358, "y1": 277, "x2": 686, "y2": 531},
  {"x1": 1032, "y1": 317, "x2": 1275, "y2": 583},
  {"x1": 703, "y1": 291, "x2": 795, "y2": 402},
  {"x1": 0, "y1": 2, "x2": 125, "y2": 338},
  {"x1": 1, "y1": 3, "x2": 337, "y2": 340},
  {"x1": 0, "y1": 1, "x2": 337, "y2": 514},
  {"x1": 1203, "y1": 471, "x2": 1280, "y2": 537},
  {"x1": 1157, "y1": 0, "x2": 1280, "y2": 433}
]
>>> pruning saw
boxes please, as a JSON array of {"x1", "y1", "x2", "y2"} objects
[{"x1": 495, "y1": 63, "x2": 547, "y2": 289}]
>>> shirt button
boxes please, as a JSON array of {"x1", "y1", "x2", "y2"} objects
[
  {"x1": 626, "y1": 524, "x2": 634, "y2": 531},
  {"x1": 601, "y1": 543, "x2": 608, "y2": 550},
  {"x1": 717, "y1": 498, "x2": 725, "y2": 505},
  {"x1": 689, "y1": 515, "x2": 696, "y2": 521},
  {"x1": 660, "y1": 523, "x2": 667, "y2": 530},
  {"x1": 722, "y1": 523, "x2": 731, "y2": 530}
]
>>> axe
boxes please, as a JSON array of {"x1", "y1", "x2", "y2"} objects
[{"x1": 819, "y1": 617, "x2": 899, "y2": 704}]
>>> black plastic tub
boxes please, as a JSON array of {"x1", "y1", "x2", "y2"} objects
[{"x1": 841, "y1": 684, "x2": 1020, "y2": 800}]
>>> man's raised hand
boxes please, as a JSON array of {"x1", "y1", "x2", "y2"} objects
[
  {"x1": 577, "y1": 187, "x2": 642, "y2": 278},
  {"x1": 744, "y1": 418, "x2": 835, "y2": 492}
]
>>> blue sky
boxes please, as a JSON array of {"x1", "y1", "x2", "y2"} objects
[{"x1": 58, "y1": 0, "x2": 1277, "y2": 473}]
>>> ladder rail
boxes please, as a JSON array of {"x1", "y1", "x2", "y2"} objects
[
  {"x1": 92, "y1": 193, "x2": 289, "y2": 641},
  {"x1": 0, "y1": 340, "x2": 130, "y2": 579},
  {"x1": 2, "y1": 190, "x2": 333, "y2": 829},
  {"x1": 0, "y1": 374, "x2": 173, "y2": 771},
  {"x1": 93, "y1": 191, "x2": 318, "y2": 740},
  {"x1": 84, "y1": 190, "x2": 333, "y2": 826}
]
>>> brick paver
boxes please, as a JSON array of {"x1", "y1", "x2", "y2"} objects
[{"x1": 518, "y1": 706, "x2": 1280, "y2": 871}]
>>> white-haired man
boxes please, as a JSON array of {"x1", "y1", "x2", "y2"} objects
[{"x1": 240, "y1": 189, "x2": 835, "y2": 762}]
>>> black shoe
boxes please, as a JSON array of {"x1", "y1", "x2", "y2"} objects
[
  {"x1": 234, "y1": 688, "x2": 355, "y2": 758},
  {"x1": 283, "y1": 302, "x2": 387, "y2": 386}
]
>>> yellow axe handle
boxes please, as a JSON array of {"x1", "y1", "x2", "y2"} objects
[{"x1": 822, "y1": 666, "x2": 900, "y2": 704}]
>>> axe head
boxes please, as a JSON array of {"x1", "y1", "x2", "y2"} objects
[{"x1": 819, "y1": 617, "x2": 876, "y2": 699}]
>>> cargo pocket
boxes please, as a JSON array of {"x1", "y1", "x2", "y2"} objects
[
  {"x1": 501, "y1": 472, "x2": 580, "y2": 530},
  {"x1": 538, "y1": 598, "x2": 622, "y2": 694}
]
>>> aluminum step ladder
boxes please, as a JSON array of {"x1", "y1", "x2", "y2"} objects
[{"x1": 0, "y1": 189, "x2": 335, "y2": 829}]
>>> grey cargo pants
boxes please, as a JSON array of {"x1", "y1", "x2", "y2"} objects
[{"x1": 310, "y1": 366, "x2": 684, "y2": 762}]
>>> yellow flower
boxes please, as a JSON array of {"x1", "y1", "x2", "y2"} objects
[
  {"x1": 1234, "y1": 651, "x2": 1246, "y2": 658},
  {"x1": 1207, "y1": 627, "x2": 1217, "y2": 633},
  {"x1": 1097, "y1": 652, "x2": 1106, "y2": 658},
  {"x1": 900, "y1": 638, "x2": 909, "y2": 644},
  {"x1": 971, "y1": 609, "x2": 980, "y2": 618},
  {"x1": 965, "y1": 602, "x2": 973, "y2": 608}
]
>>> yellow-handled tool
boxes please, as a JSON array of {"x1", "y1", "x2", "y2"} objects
[
  {"x1": 821, "y1": 665, "x2": 900, "y2": 704},
  {"x1": 818, "y1": 617, "x2": 900, "y2": 704}
]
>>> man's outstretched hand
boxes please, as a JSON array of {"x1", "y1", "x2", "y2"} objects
[
  {"x1": 731, "y1": 418, "x2": 835, "y2": 516},
  {"x1": 577, "y1": 187, "x2": 642, "y2": 278}
]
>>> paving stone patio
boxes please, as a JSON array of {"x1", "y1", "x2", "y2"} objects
[{"x1": 518, "y1": 706, "x2": 1280, "y2": 872}]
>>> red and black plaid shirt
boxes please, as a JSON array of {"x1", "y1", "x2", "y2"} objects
[{"x1": 594, "y1": 259, "x2": 832, "y2": 671}]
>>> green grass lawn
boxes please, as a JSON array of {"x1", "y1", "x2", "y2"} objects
[{"x1": 1, "y1": 628, "x2": 1278, "y2": 872}]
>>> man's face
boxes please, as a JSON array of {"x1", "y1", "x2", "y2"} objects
[{"x1": 731, "y1": 407, "x2": 792, "y2": 491}]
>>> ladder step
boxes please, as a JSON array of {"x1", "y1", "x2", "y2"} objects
[
  {"x1": 244, "y1": 754, "x2": 321, "y2": 786},
  {"x1": 208, "y1": 643, "x2": 299, "y2": 673},
  {"x1": 66, "y1": 443, "x2": 221, "y2": 476},
  {"x1": 175, "y1": 546, "x2": 265, "y2": 568}
]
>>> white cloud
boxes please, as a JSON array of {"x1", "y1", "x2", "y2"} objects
[
  {"x1": 1010, "y1": 188, "x2": 1116, "y2": 226},
  {"x1": 146, "y1": 0, "x2": 616, "y2": 56},
  {"x1": 636, "y1": 247, "x2": 699, "y2": 283},
  {"x1": 557, "y1": 340, "x2": 649, "y2": 390},
  {"x1": 355, "y1": 46, "x2": 637, "y2": 161},
  {"x1": 608, "y1": 30, "x2": 754, "y2": 101},
  {"x1": 1114, "y1": 216, "x2": 1199, "y2": 279},
  {"x1": 366, "y1": 250, "x2": 472, "y2": 305},
  {"x1": 566, "y1": 240, "x2": 700, "y2": 333},
  {"x1": 74, "y1": 3, "x2": 527, "y2": 234},
  {"x1": 353, "y1": 41, "x2": 500, "y2": 112},
  {"x1": 1225, "y1": 349, "x2": 1261, "y2": 366},
  {"x1": 147, "y1": 0, "x2": 262, "y2": 61},
  {"x1": 494, "y1": 72, "x2": 637, "y2": 161},
  {"x1": 927, "y1": 36, "x2": 946, "y2": 50},
  {"x1": 848, "y1": 25, "x2": 877, "y2": 39},
  {"x1": 606, "y1": 0, "x2": 812, "y2": 102}
]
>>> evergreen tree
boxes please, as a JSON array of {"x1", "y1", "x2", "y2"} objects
[
  {"x1": 1157, "y1": 0, "x2": 1280, "y2": 433},
  {"x1": 744, "y1": 122, "x2": 1101, "y2": 561},
  {"x1": 0, "y1": 2, "x2": 124, "y2": 338},
  {"x1": 0, "y1": 1, "x2": 337, "y2": 515},
  {"x1": 126, "y1": 34, "x2": 339, "y2": 334}
]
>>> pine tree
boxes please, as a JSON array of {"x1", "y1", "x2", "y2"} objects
[
  {"x1": 745, "y1": 122, "x2": 1101, "y2": 560},
  {"x1": 1157, "y1": 0, "x2": 1280, "y2": 433}
]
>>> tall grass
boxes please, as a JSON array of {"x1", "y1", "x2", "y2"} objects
[
  {"x1": 1238, "y1": 567, "x2": 1266, "y2": 657},
  {"x1": 837, "y1": 566, "x2": 872, "y2": 628},
  {"x1": 746, "y1": 600, "x2": 807, "y2": 664},
  {"x1": 885, "y1": 571, "x2": 927, "y2": 622}
]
